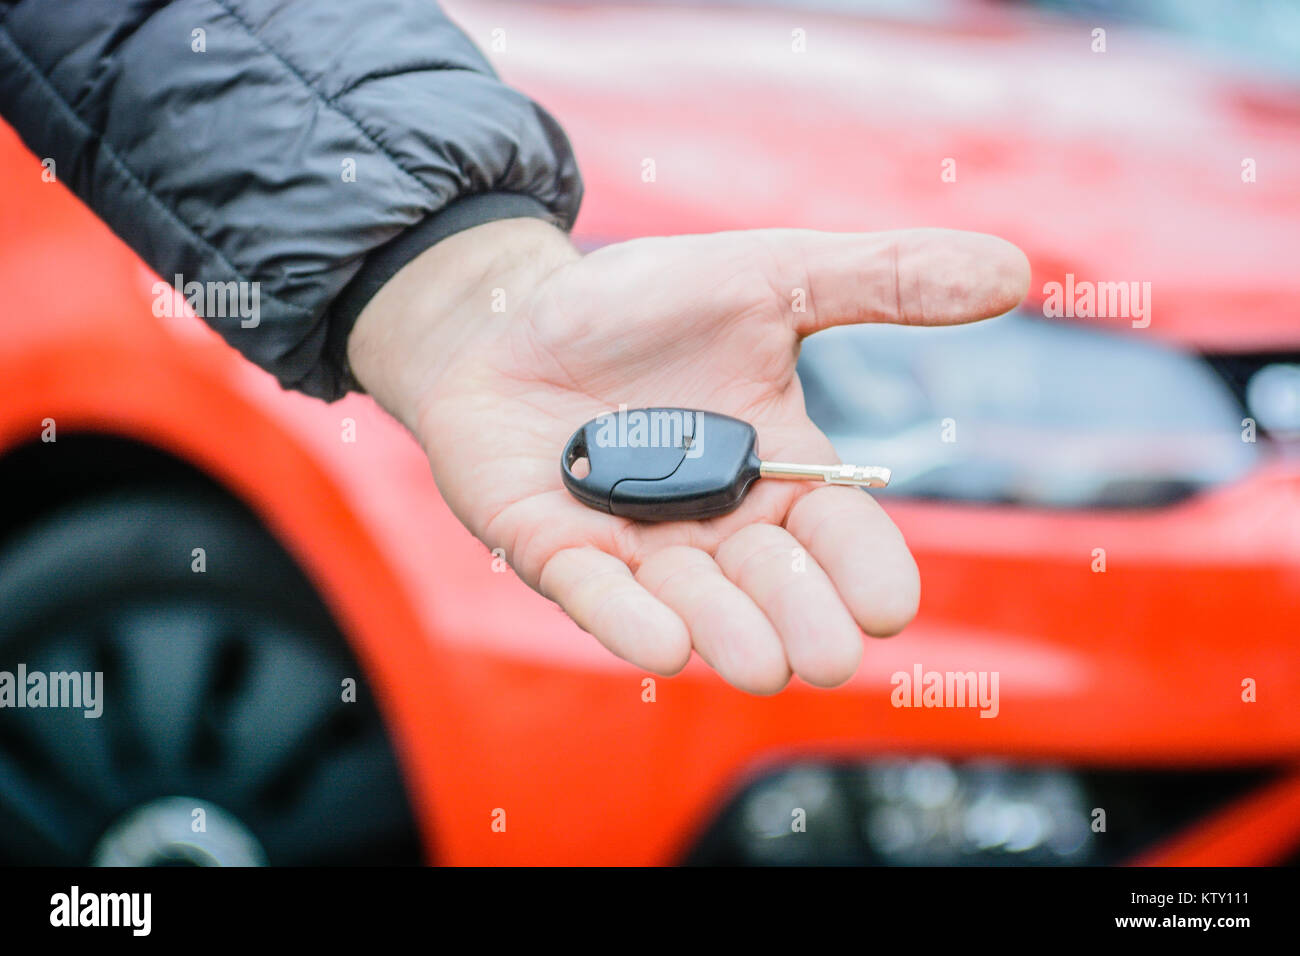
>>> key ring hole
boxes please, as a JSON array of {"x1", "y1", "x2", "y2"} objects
[{"x1": 562, "y1": 431, "x2": 590, "y2": 479}]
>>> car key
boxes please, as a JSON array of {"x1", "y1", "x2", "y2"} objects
[{"x1": 560, "y1": 407, "x2": 891, "y2": 521}]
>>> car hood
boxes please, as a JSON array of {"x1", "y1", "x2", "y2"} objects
[{"x1": 448, "y1": 0, "x2": 1300, "y2": 350}]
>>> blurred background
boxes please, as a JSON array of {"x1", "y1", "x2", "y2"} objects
[{"x1": 1, "y1": 0, "x2": 1298, "y2": 866}]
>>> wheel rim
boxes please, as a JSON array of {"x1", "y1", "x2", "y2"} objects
[{"x1": 0, "y1": 490, "x2": 423, "y2": 867}]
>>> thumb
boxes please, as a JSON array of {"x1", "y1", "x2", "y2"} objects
[{"x1": 759, "y1": 227, "x2": 1030, "y2": 337}]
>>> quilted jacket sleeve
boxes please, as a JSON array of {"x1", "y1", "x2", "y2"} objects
[{"x1": 0, "y1": 0, "x2": 583, "y2": 400}]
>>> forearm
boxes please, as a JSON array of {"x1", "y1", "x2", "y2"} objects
[{"x1": 0, "y1": 0, "x2": 581, "y2": 400}]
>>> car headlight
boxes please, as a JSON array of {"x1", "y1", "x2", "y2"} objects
[
  {"x1": 1246, "y1": 362, "x2": 1300, "y2": 437},
  {"x1": 684, "y1": 758, "x2": 1269, "y2": 866}
]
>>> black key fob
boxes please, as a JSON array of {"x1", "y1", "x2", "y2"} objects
[{"x1": 561, "y1": 407, "x2": 762, "y2": 521}]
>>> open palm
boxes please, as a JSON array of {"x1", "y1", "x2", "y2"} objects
[{"x1": 368, "y1": 225, "x2": 1029, "y2": 694}]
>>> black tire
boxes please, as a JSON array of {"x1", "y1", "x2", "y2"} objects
[{"x1": 0, "y1": 488, "x2": 422, "y2": 865}]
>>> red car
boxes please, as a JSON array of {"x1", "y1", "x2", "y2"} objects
[{"x1": 1, "y1": 0, "x2": 1298, "y2": 865}]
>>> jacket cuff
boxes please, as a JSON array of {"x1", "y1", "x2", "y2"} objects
[{"x1": 328, "y1": 191, "x2": 556, "y2": 395}]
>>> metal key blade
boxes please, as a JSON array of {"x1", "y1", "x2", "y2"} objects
[{"x1": 759, "y1": 460, "x2": 892, "y2": 488}]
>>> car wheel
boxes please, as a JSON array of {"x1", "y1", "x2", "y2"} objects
[{"x1": 0, "y1": 487, "x2": 422, "y2": 865}]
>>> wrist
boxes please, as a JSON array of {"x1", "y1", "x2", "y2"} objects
[{"x1": 346, "y1": 216, "x2": 579, "y2": 432}]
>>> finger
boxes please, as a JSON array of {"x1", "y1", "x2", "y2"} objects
[
  {"x1": 715, "y1": 524, "x2": 863, "y2": 688},
  {"x1": 637, "y1": 546, "x2": 791, "y2": 695},
  {"x1": 786, "y1": 485, "x2": 920, "y2": 637},
  {"x1": 765, "y1": 227, "x2": 1030, "y2": 337},
  {"x1": 539, "y1": 546, "x2": 691, "y2": 675}
]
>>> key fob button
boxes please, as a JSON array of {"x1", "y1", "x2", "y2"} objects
[
  {"x1": 610, "y1": 412, "x2": 760, "y2": 520},
  {"x1": 560, "y1": 408, "x2": 695, "y2": 514}
]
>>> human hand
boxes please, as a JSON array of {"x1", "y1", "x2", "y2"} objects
[{"x1": 348, "y1": 218, "x2": 1029, "y2": 693}]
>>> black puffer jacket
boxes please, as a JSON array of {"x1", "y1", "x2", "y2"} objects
[{"x1": 0, "y1": 0, "x2": 582, "y2": 400}]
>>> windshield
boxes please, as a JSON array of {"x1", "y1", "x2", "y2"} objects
[
  {"x1": 798, "y1": 313, "x2": 1259, "y2": 508},
  {"x1": 689, "y1": 0, "x2": 1300, "y2": 77}
]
